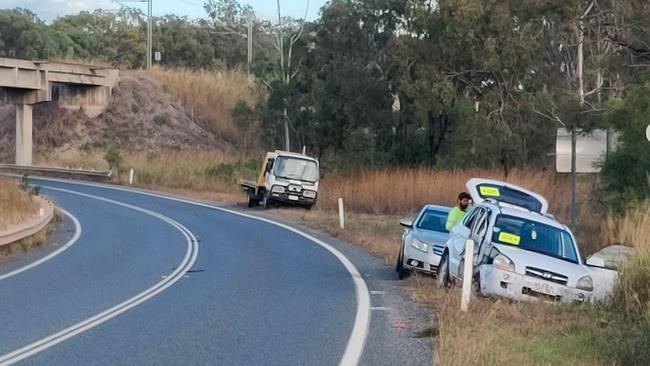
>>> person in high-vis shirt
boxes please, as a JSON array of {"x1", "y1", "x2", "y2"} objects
[{"x1": 446, "y1": 192, "x2": 472, "y2": 231}]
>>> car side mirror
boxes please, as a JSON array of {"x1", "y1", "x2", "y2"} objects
[
  {"x1": 586, "y1": 255, "x2": 606, "y2": 268},
  {"x1": 399, "y1": 218, "x2": 413, "y2": 228},
  {"x1": 265, "y1": 159, "x2": 274, "y2": 173}
]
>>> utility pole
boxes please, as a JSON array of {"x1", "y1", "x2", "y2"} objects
[
  {"x1": 572, "y1": 1, "x2": 594, "y2": 229},
  {"x1": 114, "y1": 0, "x2": 152, "y2": 70},
  {"x1": 247, "y1": 10, "x2": 253, "y2": 75},
  {"x1": 147, "y1": 0, "x2": 152, "y2": 71}
]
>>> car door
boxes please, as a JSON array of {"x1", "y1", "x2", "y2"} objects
[
  {"x1": 448, "y1": 206, "x2": 481, "y2": 276},
  {"x1": 470, "y1": 207, "x2": 492, "y2": 266}
]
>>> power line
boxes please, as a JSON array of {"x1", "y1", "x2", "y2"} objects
[{"x1": 176, "y1": 0, "x2": 204, "y2": 7}]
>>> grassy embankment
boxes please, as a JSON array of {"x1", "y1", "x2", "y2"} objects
[{"x1": 34, "y1": 68, "x2": 649, "y2": 365}]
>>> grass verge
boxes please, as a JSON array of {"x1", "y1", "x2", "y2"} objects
[{"x1": 275, "y1": 206, "x2": 649, "y2": 366}]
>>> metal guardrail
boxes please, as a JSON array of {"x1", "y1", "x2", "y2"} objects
[
  {"x1": 0, "y1": 164, "x2": 112, "y2": 180},
  {"x1": 0, "y1": 196, "x2": 54, "y2": 247}
]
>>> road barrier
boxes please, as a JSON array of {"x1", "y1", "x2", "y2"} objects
[
  {"x1": 0, "y1": 164, "x2": 111, "y2": 181},
  {"x1": 0, "y1": 196, "x2": 54, "y2": 247}
]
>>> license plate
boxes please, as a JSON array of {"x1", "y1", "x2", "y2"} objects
[
  {"x1": 289, "y1": 195, "x2": 299, "y2": 201},
  {"x1": 531, "y1": 282, "x2": 556, "y2": 295}
]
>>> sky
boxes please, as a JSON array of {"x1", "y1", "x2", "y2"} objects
[{"x1": 2, "y1": 0, "x2": 328, "y2": 22}]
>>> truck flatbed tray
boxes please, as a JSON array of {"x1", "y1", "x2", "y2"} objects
[{"x1": 240, "y1": 180, "x2": 257, "y2": 190}]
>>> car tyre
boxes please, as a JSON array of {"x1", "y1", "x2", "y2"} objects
[
  {"x1": 396, "y1": 244, "x2": 411, "y2": 280},
  {"x1": 436, "y1": 251, "x2": 451, "y2": 289}
]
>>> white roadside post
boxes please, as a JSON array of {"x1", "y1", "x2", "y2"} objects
[
  {"x1": 460, "y1": 239, "x2": 475, "y2": 312},
  {"x1": 129, "y1": 169, "x2": 134, "y2": 185},
  {"x1": 338, "y1": 198, "x2": 345, "y2": 230},
  {"x1": 646, "y1": 124, "x2": 650, "y2": 142}
]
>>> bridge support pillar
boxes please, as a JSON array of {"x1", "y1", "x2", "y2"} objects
[{"x1": 15, "y1": 104, "x2": 33, "y2": 166}]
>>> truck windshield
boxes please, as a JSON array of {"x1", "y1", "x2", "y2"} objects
[
  {"x1": 491, "y1": 215, "x2": 579, "y2": 263},
  {"x1": 274, "y1": 157, "x2": 318, "y2": 182}
]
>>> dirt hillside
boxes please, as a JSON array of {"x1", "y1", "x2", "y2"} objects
[{"x1": 0, "y1": 71, "x2": 231, "y2": 162}]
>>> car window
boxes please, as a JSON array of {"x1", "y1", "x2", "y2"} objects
[
  {"x1": 491, "y1": 214, "x2": 579, "y2": 263},
  {"x1": 463, "y1": 207, "x2": 481, "y2": 229},
  {"x1": 473, "y1": 208, "x2": 491, "y2": 241},
  {"x1": 416, "y1": 209, "x2": 449, "y2": 233}
]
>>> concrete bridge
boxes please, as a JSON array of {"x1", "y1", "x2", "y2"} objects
[{"x1": 0, "y1": 57, "x2": 119, "y2": 165}]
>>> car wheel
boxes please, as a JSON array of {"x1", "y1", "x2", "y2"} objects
[
  {"x1": 247, "y1": 195, "x2": 259, "y2": 208},
  {"x1": 396, "y1": 244, "x2": 411, "y2": 280},
  {"x1": 436, "y1": 251, "x2": 451, "y2": 289}
]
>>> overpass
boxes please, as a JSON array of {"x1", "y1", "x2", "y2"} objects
[{"x1": 0, "y1": 57, "x2": 119, "y2": 165}]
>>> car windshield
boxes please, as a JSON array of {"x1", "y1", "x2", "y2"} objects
[
  {"x1": 416, "y1": 209, "x2": 449, "y2": 233},
  {"x1": 274, "y1": 157, "x2": 318, "y2": 182},
  {"x1": 491, "y1": 214, "x2": 578, "y2": 263}
]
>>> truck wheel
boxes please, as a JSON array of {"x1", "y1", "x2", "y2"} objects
[
  {"x1": 247, "y1": 194, "x2": 259, "y2": 208},
  {"x1": 262, "y1": 193, "x2": 272, "y2": 209}
]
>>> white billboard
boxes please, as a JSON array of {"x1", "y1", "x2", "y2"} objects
[{"x1": 556, "y1": 128, "x2": 618, "y2": 173}]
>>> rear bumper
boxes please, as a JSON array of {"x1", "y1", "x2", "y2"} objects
[{"x1": 479, "y1": 266, "x2": 590, "y2": 303}]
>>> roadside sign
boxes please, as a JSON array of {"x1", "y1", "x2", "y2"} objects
[
  {"x1": 556, "y1": 128, "x2": 619, "y2": 173},
  {"x1": 154, "y1": 52, "x2": 161, "y2": 62}
]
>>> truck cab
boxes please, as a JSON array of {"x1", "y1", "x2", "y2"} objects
[{"x1": 242, "y1": 151, "x2": 320, "y2": 209}]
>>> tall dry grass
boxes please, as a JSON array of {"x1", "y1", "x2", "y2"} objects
[
  {"x1": 37, "y1": 150, "x2": 257, "y2": 193},
  {"x1": 151, "y1": 67, "x2": 261, "y2": 142},
  {"x1": 606, "y1": 201, "x2": 650, "y2": 320},
  {"x1": 0, "y1": 179, "x2": 37, "y2": 230}
]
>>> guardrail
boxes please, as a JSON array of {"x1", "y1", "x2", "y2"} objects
[
  {"x1": 0, "y1": 164, "x2": 112, "y2": 181},
  {"x1": 0, "y1": 196, "x2": 54, "y2": 247}
]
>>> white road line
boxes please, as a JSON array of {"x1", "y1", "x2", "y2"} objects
[
  {"x1": 0, "y1": 187, "x2": 199, "y2": 366},
  {"x1": 26, "y1": 177, "x2": 371, "y2": 366},
  {"x1": 0, "y1": 208, "x2": 81, "y2": 281}
]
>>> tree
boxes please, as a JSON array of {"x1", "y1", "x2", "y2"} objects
[{"x1": 601, "y1": 81, "x2": 650, "y2": 212}]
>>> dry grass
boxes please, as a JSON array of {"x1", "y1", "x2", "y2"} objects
[
  {"x1": 36, "y1": 149, "x2": 259, "y2": 193},
  {"x1": 606, "y1": 201, "x2": 650, "y2": 320},
  {"x1": 151, "y1": 67, "x2": 262, "y2": 144},
  {"x1": 0, "y1": 178, "x2": 37, "y2": 230}
]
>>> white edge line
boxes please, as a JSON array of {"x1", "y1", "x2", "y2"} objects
[
  {"x1": 0, "y1": 208, "x2": 81, "y2": 281},
  {"x1": 26, "y1": 176, "x2": 371, "y2": 366},
  {"x1": 0, "y1": 187, "x2": 199, "y2": 365}
]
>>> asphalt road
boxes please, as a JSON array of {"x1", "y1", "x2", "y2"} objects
[{"x1": 0, "y1": 179, "x2": 433, "y2": 365}]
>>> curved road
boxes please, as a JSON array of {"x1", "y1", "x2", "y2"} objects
[{"x1": 0, "y1": 179, "x2": 433, "y2": 365}]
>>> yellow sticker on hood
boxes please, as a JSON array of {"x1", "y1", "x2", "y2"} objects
[
  {"x1": 480, "y1": 186, "x2": 501, "y2": 197},
  {"x1": 499, "y1": 232, "x2": 521, "y2": 245}
]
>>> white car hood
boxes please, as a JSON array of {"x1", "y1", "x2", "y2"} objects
[{"x1": 495, "y1": 244, "x2": 590, "y2": 287}]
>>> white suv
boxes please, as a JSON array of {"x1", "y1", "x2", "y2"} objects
[{"x1": 436, "y1": 178, "x2": 595, "y2": 303}]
